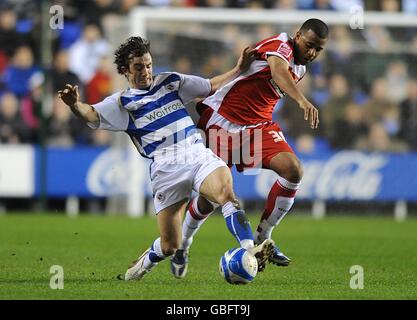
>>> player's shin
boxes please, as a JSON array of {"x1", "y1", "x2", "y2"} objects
[
  {"x1": 254, "y1": 176, "x2": 299, "y2": 244},
  {"x1": 180, "y1": 197, "x2": 217, "y2": 251},
  {"x1": 222, "y1": 202, "x2": 254, "y2": 249}
]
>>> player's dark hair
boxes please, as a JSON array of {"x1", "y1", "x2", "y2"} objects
[
  {"x1": 300, "y1": 19, "x2": 329, "y2": 39},
  {"x1": 114, "y1": 36, "x2": 151, "y2": 75}
]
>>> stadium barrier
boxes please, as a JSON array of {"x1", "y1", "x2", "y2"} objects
[{"x1": 0, "y1": 145, "x2": 416, "y2": 219}]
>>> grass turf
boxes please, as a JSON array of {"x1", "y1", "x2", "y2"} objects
[{"x1": 0, "y1": 213, "x2": 416, "y2": 300}]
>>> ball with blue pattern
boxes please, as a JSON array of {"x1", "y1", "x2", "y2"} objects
[{"x1": 219, "y1": 248, "x2": 258, "y2": 285}]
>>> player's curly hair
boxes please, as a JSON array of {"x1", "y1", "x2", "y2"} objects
[{"x1": 114, "y1": 36, "x2": 151, "y2": 75}]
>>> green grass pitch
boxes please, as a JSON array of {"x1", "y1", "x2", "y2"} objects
[{"x1": 1, "y1": 213, "x2": 416, "y2": 300}]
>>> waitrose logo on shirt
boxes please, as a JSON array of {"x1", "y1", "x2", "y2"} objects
[{"x1": 145, "y1": 102, "x2": 184, "y2": 121}]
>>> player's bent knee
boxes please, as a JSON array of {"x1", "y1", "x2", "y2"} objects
[
  {"x1": 215, "y1": 187, "x2": 236, "y2": 206},
  {"x1": 290, "y1": 161, "x2": 304, "y2": 182},
  {"x1": 270, "y1": 153, "x2": 304, "y2": 183},
  {"x1": 279, "y1": 157, "x2": 304, "y2": 183}
]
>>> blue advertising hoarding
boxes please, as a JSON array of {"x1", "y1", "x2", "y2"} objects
[
  {"x1": 31, "y1": 147, "x2": 417, "y2": 201},
  {"x1": 232, "y1": 151, "x2": 417, "y2": 201}
]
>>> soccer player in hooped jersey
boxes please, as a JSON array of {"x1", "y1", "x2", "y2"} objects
[
  {"x1": 58, "y1": 36, "x2": 275, "y2": 281},
  {"x1": 174, "y1": 19, "x2": 329, "y2": 275}
]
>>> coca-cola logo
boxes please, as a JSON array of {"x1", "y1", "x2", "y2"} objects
[
  {"x1": 86, "y1": 148, "x2": 151, "y2": 196},
  {"x1": 313, "y1": 152, "x2": 387, "y2": 200},
  {"x1": 86, "y1": 149, "x2": 130, "y2": 196},
  {"x1": 256, "y1": 151, "x2": 388, "y2": 200}
]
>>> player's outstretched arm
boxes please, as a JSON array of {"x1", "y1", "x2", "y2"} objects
[
  {"x1": 209, "y1": 46, "x2": 255, "y2": 94},
  {"x1": 58, "y1": 84, "x2": 99, "y2": 126},
  {"x1": 267, "y1": 56, "x2": 319, "y2": 129}
]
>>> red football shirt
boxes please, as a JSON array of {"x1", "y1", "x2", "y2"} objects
[{"x1": 203, "y1": 33, "x2": 306, "y2": 125}]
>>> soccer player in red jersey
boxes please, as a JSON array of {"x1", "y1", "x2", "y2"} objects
[{"x1": 170, "y1": 19, "x2": 329, "y2": 277}]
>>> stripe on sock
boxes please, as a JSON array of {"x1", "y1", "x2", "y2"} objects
[
  {"x1": 189, "y1": 198, "x2": 208, "y2": 220},
  {"x1": 148, "y1": 252, "x2": 164, "y2": 263},
  {"x1": 275, "y1": 180, "x2": 297, "y2": 198},
  {"x1": 276, "y1": 175, "x2": 300, "y2": 192},
  {"x1": 149, "y1": 238, "x2": 166, "y2": 263},
  {"x1": 225, "y1": 210, "x2": 254, "y2": 244}
]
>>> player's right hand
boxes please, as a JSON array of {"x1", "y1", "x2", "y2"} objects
[
  {"x1": 237, "y1": 46, "x2": 256, "y2": 73},
  {"x1": 58, "y1": 84, "x2": 79, "y2": 107},
  {"x1": 299, "y1": 99, "x2": 319, "y2": 129}
]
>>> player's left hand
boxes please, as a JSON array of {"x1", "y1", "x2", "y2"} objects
[
  {"x1": 299, "y1": 99, "x2": 319, "y2": 129},
  {"x1": 236, "y1": 46, "x2": 256, "y2": 73}
]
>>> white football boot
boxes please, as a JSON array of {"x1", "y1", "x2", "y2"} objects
[
  {"x1": 247, "y1": 239, "x2": 275, "y2": 272},
  {"x1": 125, "y1": 248, "x2": 153, "y2": 281}
]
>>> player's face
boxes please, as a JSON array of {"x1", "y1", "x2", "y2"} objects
[
  {"x1": 125, "y1": 53, "x2": 153, "y2": 89},
  {"x1": 293, "y1": 29, "x2": 327, "y2": 65}
]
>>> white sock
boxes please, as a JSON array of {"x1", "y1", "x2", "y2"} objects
[
  {"x1": 240, "y1": 239, "x2": 254, "y2": 250},
  {"x1": 143, "y1": 237, "x2": 166, "y2": 270},
  {"x1": 254, "y1": 176, "x2": 299, "y2": 244},
  {"x1": 221, "y1": 201, "x2": 237, "y2": 217},
  {"x1": 181, "y1": 198, "x2": 214, "y2": 251}
]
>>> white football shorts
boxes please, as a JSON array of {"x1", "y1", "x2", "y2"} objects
[{"x1": 149, "y1": 143, "x2": 227, "y2": 214}]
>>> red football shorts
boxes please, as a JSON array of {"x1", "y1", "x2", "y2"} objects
[{"x1": 197, "y1": 106, "x2": 294, "y2": 172}]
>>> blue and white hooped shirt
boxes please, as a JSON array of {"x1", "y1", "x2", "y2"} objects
[{"x1": 88, "y1": 72, "x2": 211, "y2": 159}]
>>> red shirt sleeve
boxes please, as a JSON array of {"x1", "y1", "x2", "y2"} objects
[{"x1": 256, "y1": 38, "x2": 294, "y2": 64}]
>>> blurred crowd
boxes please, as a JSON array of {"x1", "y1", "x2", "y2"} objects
[
  {"x1": 278, "y1": 22, "x2": 417, "y2": 154},
  {"x1": 0, "y1": 0, "x2": 416, "y2": 154}
]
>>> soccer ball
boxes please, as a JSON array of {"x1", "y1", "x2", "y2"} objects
[{"x1": 219, "y1": 248, "x2": 258, "y2": 285}]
